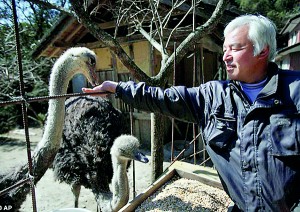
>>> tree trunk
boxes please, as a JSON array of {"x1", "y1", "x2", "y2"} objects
[{"x1": 150, "y1": 113, "x2": 167, "y2": 182}]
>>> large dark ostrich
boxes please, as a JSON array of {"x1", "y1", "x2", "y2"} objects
[{"x1": 52, "y1": 95, "x2": 136, "y2": 209}]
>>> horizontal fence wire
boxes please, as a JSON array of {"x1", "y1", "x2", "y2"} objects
[{"x1": 0, "y1": 91, "x2": 113, "y2": 107}]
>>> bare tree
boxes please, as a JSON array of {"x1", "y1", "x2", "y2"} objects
[
  {"x1": 70, "y1": 0, "x2": 230, "y2": 180},
  {"x1": 111, "y1": 0, "x2": 226, "y2": 82},
  {"x1": 69, "y1": 0, "x2": 230, "y2": 85}
]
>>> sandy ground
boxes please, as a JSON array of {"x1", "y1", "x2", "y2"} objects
[{"x1": 0, "y1": 128, "x2": 171, "y2": 212}]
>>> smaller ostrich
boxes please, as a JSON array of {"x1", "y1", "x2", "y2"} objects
[{"x1": 98, "y1": 134, "x2": 149, "y2": 212}]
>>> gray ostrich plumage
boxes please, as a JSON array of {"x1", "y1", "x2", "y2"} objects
[{"x1": 52, "y1": 95, "x2": 131, "y2": 208}]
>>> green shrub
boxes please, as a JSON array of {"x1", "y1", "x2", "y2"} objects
[{"x1": 0, "y1": 105, "x2": 19, "y2": 134}]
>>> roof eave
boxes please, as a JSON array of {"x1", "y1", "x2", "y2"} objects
[{"x1": 31, "y1": 13, "x2": 74, "y2": 59}]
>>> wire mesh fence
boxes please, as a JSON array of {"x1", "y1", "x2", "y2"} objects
[{"x1": 0, "y1": 1, "x2": 211, "y2": 211}]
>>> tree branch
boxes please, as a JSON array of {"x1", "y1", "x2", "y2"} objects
[
  {"x1": 69, "y1": 0, "x2": 155, "y2": 84},
  {"x1": 154, "y1": 0, "x2": 230, "y2": 82},
  {"x1": 24, "y1": 0, "x2": 73, "y2": 16}
]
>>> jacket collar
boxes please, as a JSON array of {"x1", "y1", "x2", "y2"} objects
[
  {"x1": 229, "y1": 62, "x2": 280, "y2": 98},
  {"x1": 259, "y1": 62, "x2": 280, "y2": 98}
]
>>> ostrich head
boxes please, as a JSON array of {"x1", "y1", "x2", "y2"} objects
[
  {"x1": 110, "y1": 135, "x2": 149, "y2": 164},
  {"x1": 49, "y1": 47, "x2": 99, "y2": 94}
]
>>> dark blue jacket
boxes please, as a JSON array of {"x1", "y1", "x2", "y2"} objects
[{"x1": 115, "y1": 63, "x2": 300, "y2": 211}]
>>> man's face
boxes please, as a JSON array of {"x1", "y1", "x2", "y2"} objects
[{"x1": 223, "y1": 25, "x2": 262, "y2": 83}]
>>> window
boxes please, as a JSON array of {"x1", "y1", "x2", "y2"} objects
[{"x1": 291, "y1": 31, "x2": 297, "y2": 46}]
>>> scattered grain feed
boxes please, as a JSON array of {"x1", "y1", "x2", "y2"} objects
[{"x1": 136, "y1": 176, "x2": 232, "y2": 212}]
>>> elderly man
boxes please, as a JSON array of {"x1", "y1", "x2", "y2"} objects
[{"x1": 83, "y1": 14, "x2": 300, "y2": 211}]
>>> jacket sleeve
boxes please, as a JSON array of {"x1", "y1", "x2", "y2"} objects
[{"x1": 115, "y1": 81, "x2": 205, "y2": 124}]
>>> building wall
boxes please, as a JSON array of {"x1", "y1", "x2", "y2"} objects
[
  {"x1": 94, "y1": 41, "x2": 153, "y2": 76},
  {"x1": 94, "y1": 47, "x2": 112, "y2": 71}
]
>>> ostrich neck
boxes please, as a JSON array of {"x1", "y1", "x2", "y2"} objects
[
  {"x1": 35, "y1": 69, "x2": 71, "y2": 152},
  {"x1": 98, "y1": 158, "x2": 130, "y2": 212},
  {"x1": 111, "y1": 159, "x2": 130, "y2": 211}
]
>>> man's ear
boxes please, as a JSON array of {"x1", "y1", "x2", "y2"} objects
[{"x1": 258, "y1": 46, "x2": 269, "y2": 59}]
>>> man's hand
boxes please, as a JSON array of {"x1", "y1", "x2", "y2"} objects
[{"x1": 82, "y1": 80, "x2": 118, "y2": 96}]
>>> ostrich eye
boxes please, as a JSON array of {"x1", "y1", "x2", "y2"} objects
[{"x1": 89, "y1": 56, "x2": 96, "y2": 66}]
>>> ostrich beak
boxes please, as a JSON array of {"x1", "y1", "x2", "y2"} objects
[
  {"x1": 87, "y1": 63, "x2": 99, "y2": 86},
  {"x1": 134, "y1": 151, "x2": 149, "y2": 163},
  {"x1": 84, "y1": 51, "x2": 99, "y2": 86}
]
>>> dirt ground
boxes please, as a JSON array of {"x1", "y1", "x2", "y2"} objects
[{"x1": 0, "y1": 128, "x2": 171, "y2": 212}]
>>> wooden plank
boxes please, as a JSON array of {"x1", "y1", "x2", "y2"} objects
[
  {"x1": 173, "y1": 161, "x2": 223, "y2": 189},
  {"x1": 120, "y1": 168, "x2": 176, "y2": 212}
]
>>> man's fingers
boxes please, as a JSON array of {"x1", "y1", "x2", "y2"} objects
[
  {"x1": 82, "y1": 88, "x2": 97, "y2": 93},
  {"x1": 82, "y1": 87, "x2": 109, "y2": 97}
]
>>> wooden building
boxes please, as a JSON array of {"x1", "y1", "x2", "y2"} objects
[{"x1": 276, "y1": 13, "x2": 300, "y2": 70}]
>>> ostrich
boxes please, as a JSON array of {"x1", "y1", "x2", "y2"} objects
[
  {"x1": 52, "y1": 95, "x2": 130, "y2": 208},
  {"x1": 99, "y1": 134, "x2": 148, "y2": 212},
  {"x1": 0, "y1": 47, "x2": 99, "y2": 209}
]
